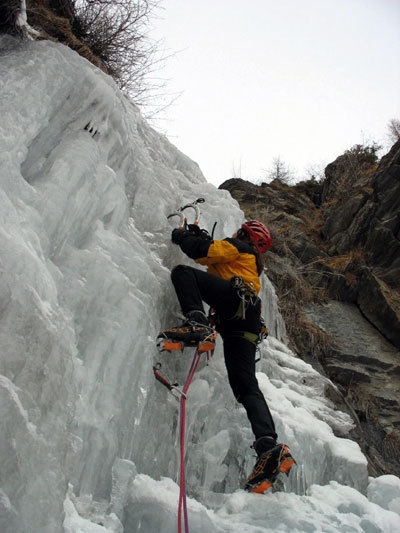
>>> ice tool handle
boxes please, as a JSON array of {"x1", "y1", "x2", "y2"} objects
[{"x1": 167, "y1": 197, "x2": 205, "y2": 229}]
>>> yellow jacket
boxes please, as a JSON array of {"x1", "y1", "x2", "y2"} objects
[{"x1": 178, "y1": 234, "x2": 261, "y2": 294}]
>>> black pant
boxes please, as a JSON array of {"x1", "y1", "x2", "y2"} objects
[{"x1": 171, "y1": 265, "x2": 277, "y2": 441}]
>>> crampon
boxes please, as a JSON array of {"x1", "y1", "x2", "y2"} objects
[{"x1": 157, "y1": 327, "x2": 216, "y2": 354}]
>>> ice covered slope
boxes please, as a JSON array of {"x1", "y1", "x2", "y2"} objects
[{"x1": 0, "y1": 36, "x2": 399, "y2": 532}]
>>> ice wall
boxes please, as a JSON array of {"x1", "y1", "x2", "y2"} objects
[{"x1": 0, "y1": 35, "x2": 250, "y2": 531}]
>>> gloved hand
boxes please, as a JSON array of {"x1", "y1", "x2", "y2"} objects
[
  {"x1": 187, "y1": 223, "x2": 202, "y2": 235},
  {"x1": 188, "y1": 224, "x2": 212, "y2": 241},
  {"x1": 171, "y1": 228, "x2": 186, "y2": 244}
]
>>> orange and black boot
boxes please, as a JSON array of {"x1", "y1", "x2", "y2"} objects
[
  {"x1": 158, "y1": 310, "x2": 216, "y2": 352},
  {"x1": 245, "y1": 438, "x2": 295, "y2": 494}
]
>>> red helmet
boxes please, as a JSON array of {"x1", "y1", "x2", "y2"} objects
[{"x1": 242, "y1": 220, "x2": 272, "y2": 253}]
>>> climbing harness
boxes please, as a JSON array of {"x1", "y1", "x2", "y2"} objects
[
  {"x1": 153, "y1": 344, "x2": 214, "y2": 533},
  {"x1": 230, "y1": 276, "x2": 259, "y2": 320},
  {"x1": 229, "y1": 277, "x2": 269, "y2": 351}
]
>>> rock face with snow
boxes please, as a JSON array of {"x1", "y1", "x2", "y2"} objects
[{"x1": 1, "y1": 36, "x2": 400, "y2": 532}]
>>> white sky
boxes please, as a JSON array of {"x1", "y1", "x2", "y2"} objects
[{"x1": 148, "y1": 0, "x2": 400, "y2": 187}]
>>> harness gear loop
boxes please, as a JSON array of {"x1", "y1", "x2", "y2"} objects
[
  {"x1": 208, "y1": 293, "x2": 268, "y2": 349},
  {"x1": 230, "y1": 276, "x2": 259, "y2": 320}
]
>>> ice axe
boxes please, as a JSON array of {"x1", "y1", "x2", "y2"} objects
[{"x1": 167, "y1": 197, "x2": 205, "y2": 229}]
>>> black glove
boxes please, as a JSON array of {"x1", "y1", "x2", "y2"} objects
[
  {"x1": 187, "y1": 223, "x2": 202, "y2": 235},
  {"x1": 171, "y1": 225, "x2": 212, "y2": 245},
  {"x1": 171, "y1": 228, "x2": 186, "y2": 244},
  {"x1": 187, "y1": 224, "x2": 212, "y2": 241}
]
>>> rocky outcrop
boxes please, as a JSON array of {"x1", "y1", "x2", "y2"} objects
[
  {"x1": 219, "y1": 141, "x2": 400, "y2": 477},
  {"x1": 305, "y1": 301, "x2": 400, "y2": 477},
  {"x1": 321, "y1": 141, "x2": 400, "y2": 348}
]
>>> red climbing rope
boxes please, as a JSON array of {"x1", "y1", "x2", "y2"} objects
[
  {"x1": 153, "y1": 346, "x2": 212, "y2": 533},
  {"x1": 177, "y1": 348, "x2": 202, "y2": 533}
]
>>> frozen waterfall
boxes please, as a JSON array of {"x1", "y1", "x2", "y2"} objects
[{"x1": 0, "y1": 35, "x2": 399, "y2": 532}]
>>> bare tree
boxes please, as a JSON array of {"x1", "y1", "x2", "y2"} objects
[
  {"x1": 265, "y1": 156, "x2": 294, "y2": 184},
  {"x1": 72, "y1": 0, "x2": 167, "y2": 106},
  {"x1": 305, "y1": 161, "x2": 326, "y2": 183},
  {"x1": 1, "y1": 1, "x2": 175, "y2": 116},
  {"x1": 387, "y1": 118, "x2": 400, "y2": 143}
]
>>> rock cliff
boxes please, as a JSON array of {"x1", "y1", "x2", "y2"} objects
[{"x1": 220, "y1": 140, "x2": 400, "y2": 477}]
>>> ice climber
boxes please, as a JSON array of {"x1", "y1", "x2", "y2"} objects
[{"x1": 160, "y1": 220, "x2": 295, "y2": 492}]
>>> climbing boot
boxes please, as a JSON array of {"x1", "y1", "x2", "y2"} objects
[
  {"x1": 245, "y1": 442, "x2": 295, "y2": 494},
  {"x1": 158, "y1": 310, "x2": 216, "y2": 352}
]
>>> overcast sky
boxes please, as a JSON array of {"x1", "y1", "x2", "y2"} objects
[{"x1": 148, "y1": 0, "x2": 400, "y2": 187}]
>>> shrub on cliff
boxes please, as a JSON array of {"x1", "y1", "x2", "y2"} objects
[{"x1": 1, "y1": 0, "x2": 165, "y2": 110}]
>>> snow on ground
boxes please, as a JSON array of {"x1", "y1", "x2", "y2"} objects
[{"x1": 0, "y1": 35, "x2": 399, "y2": 532}]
